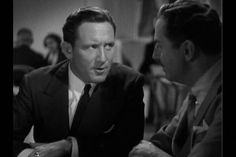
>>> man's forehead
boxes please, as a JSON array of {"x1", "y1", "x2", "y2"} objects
[
  {"x1": 74, "y1": 22, "x2": 115, "y2": 44},
  {"x1": 77, "y1": 22, "x2": 114, "y2": 34},
  {"x1": 154, "y1": 18, "x2": 166, "y2": 37},
  {"x1": 155, "y1": 18, "x2": 166, "y2": 30}
]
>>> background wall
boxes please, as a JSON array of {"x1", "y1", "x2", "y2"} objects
[
  {"x1": 13, "y1": 0, "x2": 104, "y2": 56},
  {"x1": 13, "y1": 0, "x2": 143, "y2": 55},
  {"x1": 13, "y1": 0, "x2": 222, "y2": 70}
]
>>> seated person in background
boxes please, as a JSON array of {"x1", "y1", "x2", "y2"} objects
[
  {"x1": 129, "y1": 0, "x2": 222, "y2": 157},
  {"x1": 13, "y1": 28, "x2": 47, "y2": 69},
  {"x1": 139, "y1": 39, "x2": 161, "y2": 83},
  {"x1": 43, "y1": 33, "x2": 67, "y2": 65},
  {"x1": 139, "y1": 32, "x2": 160, "y2": 77},
  {"x1": 14, "y1": 6, "x2": 145, "y2": 157}
]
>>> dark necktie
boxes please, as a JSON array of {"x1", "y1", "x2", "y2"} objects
[
  {"x1": 80, "y1": 84, "x2": 91, "y2": 104},
  {"x1": 71, "y1": 84, "x2": 91, "y2": 130},
  {"x1": 187, "y1": 94, "x2": 197, "y2": 131}
]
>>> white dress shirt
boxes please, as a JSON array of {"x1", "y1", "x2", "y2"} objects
[
  {"x1": 68, "y1": 64, "x2": 96, "y2": 157},
  {"x1": 68, "y1": 64, "x2": 96, "y2": 127},
  {"x1": 68, "y1": 66, "x2": 85, "y2": 128}
]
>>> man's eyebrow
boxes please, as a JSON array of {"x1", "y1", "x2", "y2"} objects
[{"x1": 106, "y1": 41, "x2": 115, "y2": 44}]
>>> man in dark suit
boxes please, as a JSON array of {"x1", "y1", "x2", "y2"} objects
[
  {"x1": 13, "y1": 28, "x2": 47, "y2": 69},
  {"x1": 129, "y1": 0, "x2": 222, "y2": 157},
  {"x1": 13, "y1": 28, "x2": 47, "y2": 96},
  {"x1": 14, "y1": 7, "x2": 145, "y2": 157}
]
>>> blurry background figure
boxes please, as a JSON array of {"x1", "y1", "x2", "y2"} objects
[
  {"x1": 139, "y1": 30, "x2": 160, "y2": 79},
  {"x1": 112, "y1": 39, "x2": 132, "y2": 67},
  {"x1": 13, "y1": 28, "x2": 47, "y2": 96},
  {"x1": 13, "y1": 28, "x2": 47, "y2": 69},
  {"x1": 43, "y1": 33, "x2": 67, "y2": 65}
]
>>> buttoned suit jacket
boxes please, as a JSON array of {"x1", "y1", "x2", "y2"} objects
[
  {"x1": 13, "y1": 60, "x2": 145, "y2": 157},
  {"x1": 150, "y1": 72, "x2": 222, "y2": 157}
]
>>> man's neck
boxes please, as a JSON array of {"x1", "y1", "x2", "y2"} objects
[{"x1": 184, "y1": 55, "x2": 221, "y2": 87}]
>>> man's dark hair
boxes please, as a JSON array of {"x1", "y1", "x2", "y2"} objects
[
  {"x1": 157, "y1": 0, "x2": 222, "y2": 55},
  {"x1": 62, "y1": 6, "x2": 116, "y2": 47}
]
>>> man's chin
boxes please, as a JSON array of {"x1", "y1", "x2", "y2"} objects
[{"x1": 90, "y1": 75, "x2": 107, "y2": 83}]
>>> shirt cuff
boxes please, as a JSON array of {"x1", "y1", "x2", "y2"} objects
[
  {"x1": 67, "y1": 136, "x2": 79, "y2": 157},
  {"x1": 17, "y1": 148, "x2": 34, "y2": 157}
]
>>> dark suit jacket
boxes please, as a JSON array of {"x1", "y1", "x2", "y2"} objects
[
  {"x1": 13, "y1": 60, "x2": 145, "y2": 157},
  {"x1": 13, "y1": 45, "x2": 47, "y2": 69},
  {"x1": 150, "y1": 72, "x2": 222, "y2": 157}
]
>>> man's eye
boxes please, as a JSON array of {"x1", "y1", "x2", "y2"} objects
[
  {"x1": 90, "y1": 44, "x2": 98, "y2": 49},
  {"x1": 104, "y1": 43, "x2": 114, "y2": 50},
  {"x1": 155, "y1": 44, "x2": 162, "y2": 51}
]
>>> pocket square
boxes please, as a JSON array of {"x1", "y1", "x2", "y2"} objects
[
  {"x1": 103, "y1": 124, "x2": 115, "y2": 134},
  {"x1": 193, "y1": 120, "x2": 209, "y2": 134}
]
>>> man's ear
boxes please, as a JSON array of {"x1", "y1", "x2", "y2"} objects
[
  {"x1": 180, "y1": 40, "x2": 196, "y2": 62},
  {"x1": 61, "y1": 41, "x2": 73, "y2": 59}
]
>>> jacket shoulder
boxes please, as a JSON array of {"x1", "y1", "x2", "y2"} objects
[{"x1": 24, "y1": 60, "x2": 68, "y2": 86}]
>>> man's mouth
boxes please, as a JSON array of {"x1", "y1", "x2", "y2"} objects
[{"x1": 94, "y1": 67, "x2": 108, "y2": 74}]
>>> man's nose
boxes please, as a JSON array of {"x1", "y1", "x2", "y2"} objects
[
  {"x1": 152, "y1": 47, "x2": 160, "y2": 61},
  {"x1": 96, "y1": 47, "x2": 106, "y2": 62}
]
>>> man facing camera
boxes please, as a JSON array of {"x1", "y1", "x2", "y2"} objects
[
  {"x1": 129, "y1": 0, "x2": 222, "y2": 157},
  {"x1": 14, "y1": 7, "x2": 145, "y2": 157}
]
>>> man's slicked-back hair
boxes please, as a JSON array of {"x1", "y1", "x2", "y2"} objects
[
  {"x1": 62, "y1": 6, "x2": 116, "y2": 47},
  {"x1": 157, "y1": 0, "x2": 222, "y2": 55}
]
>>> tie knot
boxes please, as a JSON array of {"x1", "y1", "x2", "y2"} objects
[{"x1": 187, "y1": 94, "x2": 197, "y2": 111}]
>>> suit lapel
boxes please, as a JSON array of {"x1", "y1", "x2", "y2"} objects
[
  {"x1": 173, "y1": 72, "x2": 222, "y2": 157},
  {"x1": 193, "y1": 72, "x2": 222, "y2": 127},
  {"x1": 172, "y1": 108, "x2": 189, "y2": 155},
  {"x1": 43, "y1": 61, "x2": 70, "y2": 133}
]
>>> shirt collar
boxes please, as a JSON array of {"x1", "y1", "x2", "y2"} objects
[
  {"x1": 68, "y1": 64, "x2": 85, "y2": 93},
  {"x1": 68, "y1": 63, "x2": 96, "y2": 96}
]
